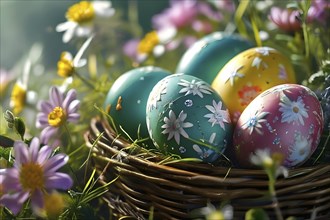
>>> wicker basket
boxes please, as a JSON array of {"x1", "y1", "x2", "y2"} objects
[{"x1": 85, "y1": 117, "x2": 330, "y2": 220}]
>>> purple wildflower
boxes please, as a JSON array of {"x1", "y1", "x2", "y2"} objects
[
  {"x1": 0, "y1": 137, "x2": 73, "y2": 215},
  {"x1": 36, "y1": 87, "x2": 80, "y2": 145},
  {"x1": 308, "y1": 0, "x2": 330, "y2": 24},
  {"x1": 123, "y1": 38, "x2": 140, "y2": 62}
]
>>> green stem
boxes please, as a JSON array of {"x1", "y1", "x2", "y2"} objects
[
  {"x1": 74, "y1": 71, "x2": 95, "y2": 90},
  {"x1": 267, "y1": 172, "x2": 283, "y2": 220}
]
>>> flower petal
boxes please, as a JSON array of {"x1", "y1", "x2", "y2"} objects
[
  {"x1": 14, "y1": 141, "x2": 29, "y2": 165},
  {"x1": 37, "y1": 145, "x2": 53, "y2": 165},
  {"x1": 45, "y1": 172, "x2": 73, "y2": 190},
  {"x1": 29, "y1": 138, "x2": 40, "y2": 163},
  {"x1": 49, "y1": 87, "x2": 63, "y2": 107},
  {"x1": 43, "y1": 154, "x2": 68, "y2": 174},
  {"x1": 30, "y1": 189, "x2": 44, "y2": 215},
  {"x1": 0, "y1": 191, "x2": 29, "y2": 215},
  {"x1": 40, "y1": 126, "x2": 58, "y2": 145},
  {"x1": 62, "y1": 89, "x2": 77, "y2": 110}
]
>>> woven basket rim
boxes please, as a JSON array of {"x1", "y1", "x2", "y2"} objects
[{"x1": 85, "y1": 116, "x2": 330, "y2": 219}]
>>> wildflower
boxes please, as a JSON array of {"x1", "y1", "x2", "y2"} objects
[
  {"x1": 161, "y1": 110, "x2": 193, "y2": 145},
  {"x1": 194, "y1": 203, "x2": 233, "y2": 220},
  {"x1": 152, "y1": 0, "x2": 198, "y2": 30},
  {"x1": 10, "y1": 81, "x2": 27, "y2": 115},
  {"x1": 56, "y1": 1, "x2": 115, "y2": 43},
  {"x1": 36, "y1": 86, "x2": 80, "y2": 145},
  {"x1": 250, "y1": 148, "x2": 288, "y2": 178},
  {"x1": 0, "y1": 138, "x2": 73, "y2": 215},
  {"x1": 137, "y1": 27, "x2": 176, "y2": 62},
  {"x1": 308, "y1": 0, "x2": 330, "y2": 24},
  {"x1": 57, "y1": 36, "x2": 93, "y2": 78},
  {"x1": 269, "y1": 7, "x2": 301, "y2": 32}
]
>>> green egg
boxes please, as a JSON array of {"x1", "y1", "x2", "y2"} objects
[
  {"x1": 146, "y1": 74, "x2": 233, "y2": 163},
  {"x1": 104, "y1": 66, "x2": 171, "y2": 143},
  {"x1": 176, "y1": 32, "x2": 254, "y2": 84}
]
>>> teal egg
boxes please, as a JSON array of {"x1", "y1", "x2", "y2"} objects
[
  {"x1": 176, "y1": 32, "x2": 254, "y2": 84},
  {"x1": 104, "y1": 66, "x2": 171, "y2": 142},
  {"x1": 146, "y1": 74, "x2": 233, "y2": 163}
]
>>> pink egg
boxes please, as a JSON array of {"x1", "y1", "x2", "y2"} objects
[{"x1": 233, "y1": 84, "x2": 324, "y2": 168}]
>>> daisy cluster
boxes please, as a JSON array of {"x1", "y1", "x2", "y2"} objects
[{"x1": 0, "y1": 0, "x2": 329, "y2": 219}]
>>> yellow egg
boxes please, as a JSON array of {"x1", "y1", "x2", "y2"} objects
[{"x1": 211, "y1": 47, "x2": 296, "y2": 122}]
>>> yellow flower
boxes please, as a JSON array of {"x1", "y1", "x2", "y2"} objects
[
  {"x1": 57, "y1": 52, "x2": 75, "y2": 78},
  {"x1": 10, "y1": 82, "x2": 27, "y2": 114},
  {"x1": 137, "y1": 27, "x2": 176, "y2": 62},
  {"x1": 66, "y1": 1, "x2": 95, "y2": 24},
  {"x1": 56, "y1": 1, "x2": 115, "y2": 43},
  {"x1": 56, "y1": 36, "x2": 93, "y2": 78}
]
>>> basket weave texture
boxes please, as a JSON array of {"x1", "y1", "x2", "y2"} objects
[{"x1": 85, "y1": 117, "x2": 330, "y2": 220}]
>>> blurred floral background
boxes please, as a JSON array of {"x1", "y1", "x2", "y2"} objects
[{"x1": 1, "y1": 0, "x2": 329, "y2": 219}]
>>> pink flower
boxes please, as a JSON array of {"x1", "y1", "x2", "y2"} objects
[{"x1": 269, "y1": 7, "x2": 301, "y2": 32}]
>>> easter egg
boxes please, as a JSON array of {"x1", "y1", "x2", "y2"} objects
[
  {"x1": 146, "y1": 73, "x2": 233, "y2": 163},
  {"x1": 104, "y1": 66, "x2": 170, "y2": 142},
  {"x1": 212, "y1": 47, "x2": 296, "y2": 123},
  {"x1": 233, "y1": 84, "x2": 324, "y2": 168},
  {"x1": 176, "y1": 32, "x2": 254, "y2": 84}
]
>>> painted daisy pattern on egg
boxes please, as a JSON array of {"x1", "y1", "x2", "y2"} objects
[
  {"x1": 161, "y1": 110, "x2": 193, "y2": 144},
  {"x1": 147, "y1": 79, "x2": 168, "y2": 112},
  {"x1": 178, "y1": 79, "x2": 213, "y2": 98},
  {"x1": 224, "y1": 66, "x2": 244, "y2": 86},
  {"x1": 193, "y1": 133, "x2": 217, "y2": 160},
  {"x1": 279, "y1": 93, "x2": 308, "y2": 126},
  {"x1": 286, "y1": 132, "x2": 313, "y2": 166},
  {"x1": 241, "y1": 110, "x2": 269, "y2": 135},
  {"x1": 204, "y1": 100, "x2": 231, "y2": 130},
  {"x1": 255, "y1": 47, "x2": 273, "y2": 56}
]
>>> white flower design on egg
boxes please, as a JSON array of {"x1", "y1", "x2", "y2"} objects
[
  {"x1": 161, "y1": 110, "x2": 193, "y2": 144},
  {"x1": 178, "y1": 79, "x2": 213, "y2": 98},
  {"x1": 204, "y1": 100, "x2": 231, "y2": 130},
  {"x1": 147, "y1": 79, "x2": 168, "y2": 112},
  {"x1": 224, "y1": 66, "x2": 245, "y2": 86},
  {"x1": 286, "y1": 132, "x2": 312, "y2": 166},
  {"x1": 241, "y1": 110, "x2": 269, "y2": 135},
  {"x1": 279, "y1": 93, "x2": 308, "y2": 126},
  {"x1": 193, "y1": 133, "x2": 217, "y2": 159}
]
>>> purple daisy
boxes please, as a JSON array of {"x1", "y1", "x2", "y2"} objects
[
  {"x1": 0, "y1": 137, "x2": 73, "y2": 215},
  {"x1": 36, "y1": 86, "x2": 80, "y2": 145}
]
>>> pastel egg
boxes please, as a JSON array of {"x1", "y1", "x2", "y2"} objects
[
  {"x1": 146, "y1": 74, "x2": 233, "y2": 163},
  {"x1": 176, "y1": 32, "x2": 254, "y2": 84},
  {"x1": 104, "y1": 66, "x2": 170, "y2": 141},
  {"x1": 233, "y1": 84, "x2": 324, "y2": 168},
  {"x1": 212, "y1": 47, "x2": 296, "y2": 123}
]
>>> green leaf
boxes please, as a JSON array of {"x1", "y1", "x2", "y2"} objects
[
  {"x1": 14, "y1": 117, "x2": 25, "y2": 140},
  {"x1": 0, "y1": 135, "x2": 15, "y2": 148}
]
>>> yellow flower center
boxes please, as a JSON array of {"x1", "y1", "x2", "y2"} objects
[
  {"x1": 293, "y1": 106, "x2": 299, "y2": 113},
  {"x1": 66, "y1": 1, "x2": 95, "y2": 24},
  {"x1": 137, "y1": 31, "x2": 160, "y2": 54},
  {"x1": 57, "y1": 52, "x2": 74, "y2": 78},
  {"x1": 10, "y1": 83, "x2": 27, "y2": 114},
  {"x1": 48, "y1": 107, "x2": 66, "y2": 127},
  {"x1": 19, "y1": 163, "x2": 45, "y2": 191}
]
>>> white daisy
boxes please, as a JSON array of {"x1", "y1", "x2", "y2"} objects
[
  {"x1": 224, "y1": 66, "x2": 245, "y2": 86},
  {"x1": 279, "y1": 93, "x2": 308, "y2": 126},
  {"x1": 241, "y1": 110, "x2": 269, "y2": 135},
  {"x1": 147, "y1": 79, "x2": 168, "y2": 112},
  {"x1": 56, "y1": 1, "x2": 115, "y2": 43},
  {"x1": 178, "y1": 79, "x2": 213, "y2": 98},
  {"x1": 204, "y1": 100, "x2": 231, "y2": 130},
  {"x1": 286, "y1": 132, "x2": 312, "y2": 166},
  {"x1": 161, "y1": 110, "x2": 193, "y2": 145}
]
